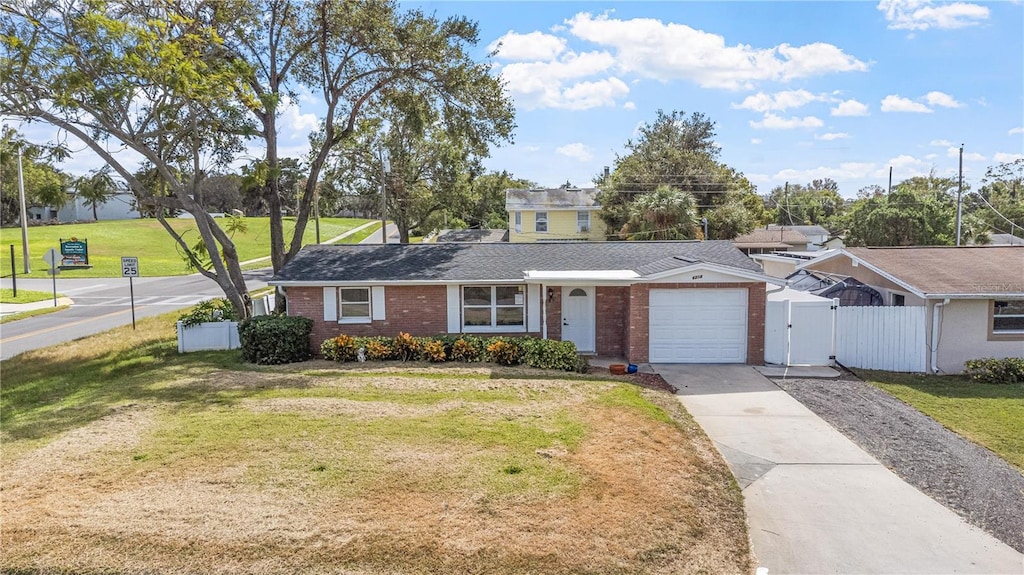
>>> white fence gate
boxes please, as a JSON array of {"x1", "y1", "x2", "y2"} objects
[
  {"x1": 765, "y1": 290, "x2": 836, "y2": 366},
  {"x1": 834, "y1": 306, "x2": 927, "y2": 372}
]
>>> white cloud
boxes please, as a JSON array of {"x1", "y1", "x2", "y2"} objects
[
  {"x1": 946, "y1": 146, "x2": 985, "y2": 161},
  {"x1": 994, "y1": 152, "x2": 1024, "y2": 163},
  {"x1": 773, "y1": 162, "x2": 877, "y2": 182},
  {"x1": 1009, "y1": 127, "x2": 1024, "y2": 136},
  {"x1": 559, "y1": 77, "x2": 630, "y2": 110},
  {"x1": 751, "y1": 138, "x2": 762, "y2": 145},
  {"x1": 497, "y1": 51, "x2": 622, "y2": 110},
  {"x1": 732, "y1": 89, "x2": 821, "y2": 113},
  {"x1": 877, "y1": 0, "x2": 990, "y2": 31},
  {"x1": 623, "y1": 101, "x2": 636, "y2": 110},
  {"x1": 556, "y1": 142, "x2": 594, "y2": 162},
  {"x1": 830, "y1": 99, "x2": 869, "y2": 116},
  {"x1": 523, "y1": 145, "x2": 542, "y2": 153},
  {"x1": 280, "y1": 96, "x2": 319, "y2": 138},
  {"x1": 750, "y1": 113, "x2": 824, "y2": 130},
  {"x1": 488, "y1": 31, "x2": 566, "y2": 61},
  {"x1": 816, "y1": 132, "x2": 850, "y2": 141},
  {"x1": 881, "y1": 94, "x2": 932, "y2": 113},
  {"x1": 925, "y1": 153, "x2": 939, "y2": 160},
  {"x1": 930, "y1": 139, "x2": 953, "y2": 146},
  {"x1": 565, "y1": 12, "x2": 868, "y2": 90},
  {"x1": 924, "y1": 91, "x2": 962, "y2": 108}
]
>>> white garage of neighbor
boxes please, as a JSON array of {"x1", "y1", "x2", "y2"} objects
[{"x1": 648, "y1": 288, "x2": 748, "y2": 363}]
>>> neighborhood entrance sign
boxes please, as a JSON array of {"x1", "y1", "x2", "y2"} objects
[{"x1": 59, "y1": 237, "x2": 90, "y2": 268}]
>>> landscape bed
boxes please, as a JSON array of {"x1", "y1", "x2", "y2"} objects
[{"x1": 0, "y1": 315, "x2": 750, "y2": 574}]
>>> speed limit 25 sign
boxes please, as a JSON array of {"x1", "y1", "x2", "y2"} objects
[{"x1": 121, "y1": 256, "x2": 139, "y2": 277}]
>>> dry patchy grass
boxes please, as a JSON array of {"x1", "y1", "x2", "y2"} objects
[{"x1": 1, "y1": 332, "x2": 750, "y2": 574}]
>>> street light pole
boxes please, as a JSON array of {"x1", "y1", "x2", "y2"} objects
[
  {"x1": 955, "y1": 145, "x2": 964, "y2": 246},
  {"x1": 17, "y1": 147, "x2": 30, "y2": 273}
]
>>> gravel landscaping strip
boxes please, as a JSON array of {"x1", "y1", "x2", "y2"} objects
[{"x1": 771, "y1": 373, "x2": 1024, "y2": 554}]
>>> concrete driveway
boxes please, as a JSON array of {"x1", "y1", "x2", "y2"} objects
[{"x1": 655, "y1": 364, "x2": 1023, "y2": 575}]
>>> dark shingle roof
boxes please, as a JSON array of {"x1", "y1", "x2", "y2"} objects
[{"x1": 271, "y1": 241, "x2": 762, "y2": 283}]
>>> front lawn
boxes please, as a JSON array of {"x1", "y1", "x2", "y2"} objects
[
  {"x1": 858, "y1": 369, "x2": 1024, "y2": 470},
  {"x1": 0, "y1": 288, "x2": 59, "y2": 304},
  {"x1": 0, "y1": 315, "x2": 751, "y2": 574}
]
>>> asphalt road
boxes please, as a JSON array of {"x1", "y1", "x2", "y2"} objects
[{"x1": 0, "y1": 270, "x2": 272, "y2": 361}]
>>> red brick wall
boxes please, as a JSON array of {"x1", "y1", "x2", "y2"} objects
[
  {"x1": 624, "y1": 283, "x2": 766, "y2": 365},
  {"x1": 287, "y1": 285, "x2": 449, "y2": 350},
  {"x1": 288, "y1": 285, "x2": 541, "y2": 353},
  {"x1": 595, "y1": 286, "x2": 628, "y2": 357},
  {"x1": 545, "y1": 286, "x2": 562, "y2": 341}
]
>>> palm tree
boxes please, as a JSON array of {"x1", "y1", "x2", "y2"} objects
[
  {"x1": 621, "y1": 185, "x2": 700, "y2": 240},
  {"x1": 76, "y1": 166, "x2": 116, "y2": 220}
]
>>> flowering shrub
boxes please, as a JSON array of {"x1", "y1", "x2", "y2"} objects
[
  {"x1": 450, "y1": 337, "x2": 483, "y2": 362},
  {"x1": 320, "y1": 334, "x2": 357, "y2": 362},
  {"x1": 420, "y1": 339, "x2": 446, "y2": 362},
  {"x1": 319, "y1": 334, "x2": 580, "y2": 371},
  {"x1": 485, "y1": 339, "x2": 522, "y2": 366},
  {"x1": 393, "y1": 332, "x2": 421, "y2": 361}
]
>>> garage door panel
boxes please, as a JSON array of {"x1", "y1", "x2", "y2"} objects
[{"x1": 649, "y1": 288, "x2": 748, "y2": 363}]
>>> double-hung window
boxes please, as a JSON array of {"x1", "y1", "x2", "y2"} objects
[
  {"x1": 577, "y1": 211, "x2": 590, "y2": 233},
  {"x1": 514, "y1": 211, "x2": 522, "y2": 233},
  {"x1": 463, "y1": 285, "x2": 525, "y2": 331},
  {"x1": 992, "y1": 300, "x2": 1024, "y2": 336},
  {"x1": 535, "y1": 211, "x2": 548, "y2": 233},
  {"x1": 339, "y1": 287, "x2": 371, "y2": 323}
]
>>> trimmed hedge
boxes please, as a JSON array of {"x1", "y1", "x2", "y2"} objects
[
  {"x1": 239, "y1": 315, "x2": 313, "y2": 365},
  {"x1": 963, "y1": 357, "x2": 1024, "y2": 384},
  {"x1": 319, "y1": 333, "x2": 586, "y2": 372}
]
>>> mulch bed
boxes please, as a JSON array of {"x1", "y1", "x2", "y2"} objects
[
  {"x1": 771, "y1": 371, "x2": 1024, "y2": 554},
  {"x1": 589, "y1": 367, "x2": 677, "y2": 393}
]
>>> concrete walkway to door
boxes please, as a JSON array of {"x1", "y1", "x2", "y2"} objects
[{"x1": 655, "y1": 364, "x2": 1023, "y2": 575}]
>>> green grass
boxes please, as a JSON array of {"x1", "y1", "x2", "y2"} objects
[
  {"x1": 858, "y1": 369, "x2": 1024, "y2": 470},
  {"x1": 0, "y1": 217, "x2": 372, "y2": 278},
  {"x1": 0, "y1": 288, "x2": 60, "y2": 304},
  {"x1": 0, "y1": 304, "x2": 69, "y2": 324}
]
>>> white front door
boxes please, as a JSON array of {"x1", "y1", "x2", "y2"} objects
[{"x1": 561, "y1": 287, "x2": 595, "y2": 353}]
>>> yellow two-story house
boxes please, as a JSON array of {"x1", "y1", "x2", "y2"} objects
[{"x1": 506, "y1": 187, "x2": 607, "y2": 243}]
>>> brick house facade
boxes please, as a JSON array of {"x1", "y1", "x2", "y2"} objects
[{"x1": 270, "y1": 242, "x2": 778, "y2": 365}]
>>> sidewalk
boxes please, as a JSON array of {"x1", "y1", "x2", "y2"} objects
[
  {"x1": 655, "y1": 364, "x2": 1023, "y2": 574},
  {"x1": 0, "y1": 297, "x2": 74, "y2": 316}
]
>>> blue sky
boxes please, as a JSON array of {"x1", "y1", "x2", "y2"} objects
[
  {"x1": 14, "y1": 0, "x2": 1024, "y2": 199},
  {"x1": 418, "y1": 0, "x2": 1024, "y2": 197}
]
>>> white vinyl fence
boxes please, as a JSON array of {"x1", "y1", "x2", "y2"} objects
[
  {"x1": 834, "y1": 306, "x2": 927, "y2": 372},
  {"x1": 177, "y1": 321, "x2": 240, "y2": 353}
]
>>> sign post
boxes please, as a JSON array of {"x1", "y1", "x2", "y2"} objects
[
  {"x1": 121, "y1": 256, "x2": 139, "y2": 329},
  {"x1": 42, "y1": 248, "x2": 60, "y2": 306}
]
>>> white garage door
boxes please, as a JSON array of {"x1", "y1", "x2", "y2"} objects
[{"x1": 649, "y1": 289, "x2": 748, "y2": 363}]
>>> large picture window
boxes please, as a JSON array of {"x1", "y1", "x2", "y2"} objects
[
  {"x1": 992, "y1": 300, "x2": 1024, "y2": 334},
  {"x1": 463, "y1": 285, "x2": 525, "y2": 331},
  {"x1": 339, "y1": 287, "x2": 371, "y2": 322}
]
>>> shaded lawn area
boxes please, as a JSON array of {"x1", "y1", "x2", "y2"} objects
[
  {"x1": 0, "y1": 217, "x2": 371, "y2": 278},
  {"x1": 0, "y1": 314, "x2": 750, "y2": 574},
  {"x1": 857, "y1": 369, "x2": 1024, "y2": 470}
]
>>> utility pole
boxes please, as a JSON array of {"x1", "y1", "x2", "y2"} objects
[
  {"x1": 888, "y1": 166, "x2": 893, "y2": 194},
  {"x1": 17, "y1": 147, "x2": 30, "y2": 273},
  {"x1": 955, "y1": 145, "x2": 964, "y2": 246}
]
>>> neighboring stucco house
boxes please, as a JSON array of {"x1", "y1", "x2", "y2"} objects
[
  {"x1": 269, "y1": 241, "x2": 780, "y2": 365},
  {"x1": 802, "y1": 247, "x2": 1024, "y2": 374},
  {"x1": 732, "y1": 228, "x2": 810, "y2": 254},
  {"x1": 505, "y1": 187, "x2": 606, "y2": 243},
  {"x1": 28, "y1": 191, "x2": 139, "y2": 222},
  {"x1": 749, "y1": 249, "x2": 835, "y2": 279}
]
